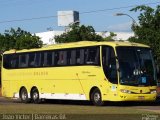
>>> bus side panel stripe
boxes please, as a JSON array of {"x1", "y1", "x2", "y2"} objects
[
  {"x1": 13, "y1": 93, "x2": 87, "y2": 100},
  {"x1": 40, "y1": 93, "x2": 87, "y2": 100}
]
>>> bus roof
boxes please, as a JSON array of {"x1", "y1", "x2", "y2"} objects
[{"x1": 3, "y1": 41, "x2": 150, "y2": 54}]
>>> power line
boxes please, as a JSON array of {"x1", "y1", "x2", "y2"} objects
[
  {"x1": 0, "y1": 1, "x2": 159, "y2": 24},
  {"x1": 80, "y1": 1, "x2": 159, "y2": 14},
  {"x1": 0, "y1": 16, "x2": 55, "y2": 24}
]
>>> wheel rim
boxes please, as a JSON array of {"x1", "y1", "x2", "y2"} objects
[
  {"x1": 33, "y1": 91, "x2": 39, "y2": 100},
  {"x1": 21, "y1": 91, "x2": 27, "y2": 100},
  {"x1": 94, "y1": 92, "x2": 101, "y2": 103}
]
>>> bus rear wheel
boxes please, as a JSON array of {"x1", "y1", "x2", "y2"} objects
[
  {"x1": 31, "y1": 88, "x2": 41, "y2": 104},
  {"x1": 20, "y1": 87, "x2": 30, "y2": 103},
  {"x1": 91, "y1": 88, "x2": 104, "y2": 106}
]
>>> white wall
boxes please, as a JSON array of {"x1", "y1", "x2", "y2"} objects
[
  {"x1": 35, "y1": 31, "x2": 134, "y2": 45},
  {"x1": 35, "y1": 31, "x2": 64, "y2": 45},
  {"x1": 97, "y1": 32, "x2": 134, "y2": 40}
]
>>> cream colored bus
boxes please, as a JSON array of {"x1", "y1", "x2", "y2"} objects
[{"x1": 1, "y1": 41, "x2": 157, "y2": 105}]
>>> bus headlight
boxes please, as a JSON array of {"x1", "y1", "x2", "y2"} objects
[
  {"x1": 150, "y1": 90, "x2": 157, "y2": 94},
  {"x1": 120, "y1": 89, "x2": 131, "y2": 94}
]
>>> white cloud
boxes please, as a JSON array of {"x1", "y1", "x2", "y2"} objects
[{"x1": 107, "y1": 22, "x2": 132, "y2": 32}]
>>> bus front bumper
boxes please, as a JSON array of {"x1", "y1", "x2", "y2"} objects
[{"x1": 118, "y1": 93, "x2": 157, "y2": 101}]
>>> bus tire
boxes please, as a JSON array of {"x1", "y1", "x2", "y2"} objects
[
  {"x1": 31, "y1": 88, "x2": 41, "y2": 104},
  {"x1": 91, "y1": 88, "x2": 104, "y2": 106},
  {"x1": 20, "y1": 87, "x2": 30, "y2": 103}
]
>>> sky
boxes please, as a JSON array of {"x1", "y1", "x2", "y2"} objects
[{"x1": 0, "y1": 0, "x2": 159, "y2": 34}]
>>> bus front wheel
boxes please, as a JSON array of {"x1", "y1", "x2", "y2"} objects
[
  {"x1": 91, "y1": 88, "x2": 104, "y2": 106},
  {"x1": 20, "y1": 87, "x2": 30, "y2": 103},
  {"x1": 31, "y1": 88, "x2": 41, "y2": 104}
]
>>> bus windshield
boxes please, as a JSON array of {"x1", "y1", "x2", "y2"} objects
[{"x1": 116, "y1": 47, "x2": 157, "y2": 86}]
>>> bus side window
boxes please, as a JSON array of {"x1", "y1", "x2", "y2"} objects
[
  {"x1": 28, "y1": 53, "x2": 35, "y2": 67},
  {"x1": 19, "y1": 54, "x2": 28, "y2": 68},
  {"x1": 40, "y1": 52, "x2": 44, "y2": 67},
  {"x1": 57, "y1": 51, "x2": 67, "y2": 66},
  {"x1": 102, "y1": 46, "x2": 118, "y2": 84},
  {"x1": 54, "y1": 51, "x2": 59, "y2": 66},
  {"x1": 44, "y1": 51, "x2": 53, "y2": 67},
  {"x1": 85, "y1": 47, "x2": 100, "y2": 65},
  {"x1": 70, "y1": 50, "x2": 76, "y2": 65},
  {"x1": 11, "y1": 54, "x2": 19, "y2": 68},
  {"x1": 67, "y1": 50, "x2": 71, "y2": 65},
  {"x1": 3, "y1": 54, "x2": 11, "y2": 69},
  {"x1": 52, "y1": 52, "x2": 55, "y2": 66},
  {"x1": 76, "y1": 49, "x2": 80, "y2": 64},
  {"x1": 35, "y1": 52, "x2": 41, "y2": 67},
  {"x1": 76, "y1": 49, "x2": 84, "y2": 65}
]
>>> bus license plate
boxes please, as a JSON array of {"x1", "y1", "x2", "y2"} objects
[{"x1": 138, "y1": 96, "x2": 145, "y2": 100}]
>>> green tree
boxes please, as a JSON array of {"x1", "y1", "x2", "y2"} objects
[
  {"x1": 128, "y1": 5, "x2": 160, "y2": 66},
  {"x1": 0, "y1": 28, "x2": 43, "y2": 86},
  {"x1": 55, "y1": 24, "x2": 103, "y2": 43},
  {"x1": 0, "y1": 27, "x2": 43, "y2": 51}
]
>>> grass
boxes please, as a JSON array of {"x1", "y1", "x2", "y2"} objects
[
  {"x1": 0, "y1": 97, "x2": 160, "y2": 120},
  {"x1": 0, "y1": 103, "x2": 151, "y2": 114},
  {"x1": 0, "y1": 99, "x2": 159, "y2": 120},
  {"x1": 0, "y1": 99, "x2": 154, "y2": 114},
  {"x1": 0, "y1": 104, "x2": 154, "y2": 120}
]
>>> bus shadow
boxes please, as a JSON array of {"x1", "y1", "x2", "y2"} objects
[
  {"x1": 11, "y1": 98, "x2": 160, "y2": 107},
  {"x1": 44, "y1": 99, "x2": 93, "y2": 106},
  {"x1": 40, "y1": 99, "x2": 160, "y2": 107}
]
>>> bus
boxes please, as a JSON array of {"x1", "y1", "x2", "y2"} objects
[{"x1": 1, "y1": 41, "x2": 157, "y2": 106}]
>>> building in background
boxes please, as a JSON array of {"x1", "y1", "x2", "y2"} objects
[
  {"x1": 35, "y1": 31, "x2": 64, "y2": 45},
  {"x1": 35, "y1": 10, "x2": 134, "y2": 45},
  {"x1": 58, "y1": 11, "x2": 79, "y2": 27},
  {"x1": 35, "y1": 31, "x2": 134, "y2": 45}
]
